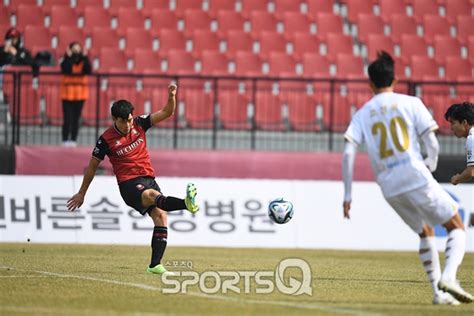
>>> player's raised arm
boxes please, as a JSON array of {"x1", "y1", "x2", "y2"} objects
[
  {"x1": 150, "y1": 83, "x2": 177, "y2": 126},
  {"x1": 67, "y1": 157, "x2": 101, "y2": 211}
]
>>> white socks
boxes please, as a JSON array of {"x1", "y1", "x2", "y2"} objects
[
  {"x1": 441, "y1": 228, "x2": 466, "y2": 282},
  {"x1": 419, "y1": 237, "x2": 441, "y2": 294}
]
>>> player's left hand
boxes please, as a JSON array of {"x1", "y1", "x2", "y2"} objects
[
  {"x1": 168, "y1": 82, "x2": 177, "y2": 96},
  {"x1": 343, "y1": 201, "x2": 351, "y2": 219},
  {"x1": 67, "y1": 192, "x2": 84, "y2": 211}
]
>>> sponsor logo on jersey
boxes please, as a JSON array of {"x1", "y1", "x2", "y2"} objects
[{"x1": 116, "y1": 137, "x2": 144, "y2": 156}]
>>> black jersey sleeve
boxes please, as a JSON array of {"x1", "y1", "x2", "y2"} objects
[
  {"x1": 135, "y1": 115, "x2": 152, "y2": 132},
  {"x1": 92, "y1": 136, "x2": 109, "y2": 160}
]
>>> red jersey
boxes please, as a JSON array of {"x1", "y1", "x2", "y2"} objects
[{"x1": 92, "y1": 115, "x2": 155, "y2": 183}]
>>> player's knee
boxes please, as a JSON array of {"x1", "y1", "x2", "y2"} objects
[{"x1": 142, "y1": 189, "x2": 160, "y2": 204}]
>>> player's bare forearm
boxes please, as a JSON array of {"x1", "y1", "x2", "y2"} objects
[
  {"x1": 451, "y1": 166, "x2": 474, "y2": 185},
  {"x1": 150, "y1": 83, "x2": 177, "y2": 125},
  {"x1": 67, "y1": 157, "x2": 100, "y2": 211}
]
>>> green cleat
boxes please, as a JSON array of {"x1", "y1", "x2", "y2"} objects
[
  {"x1": 184, "y1": 183, "x2": 200, "y2": 214},
  {"x1": 147, "y1": 264, "x2": 174, "y2": 275}
]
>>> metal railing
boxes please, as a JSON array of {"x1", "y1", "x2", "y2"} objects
[{"x1": 1, "y1": 68, "x2": 472, "y2": 154}]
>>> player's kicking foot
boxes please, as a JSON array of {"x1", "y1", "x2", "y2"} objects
[
  {"x1": 438, "y1": 279, "x2": 473, "y2": 303},
  {"x1": 184, "y1": 183, "x2": 199, "y2": 214},
  {"x1": 147, "y1": 264, "x2": 174, "y2": 275},
  {"x1": 433, "y1": 292, "x2": 461, "y2": 305}
]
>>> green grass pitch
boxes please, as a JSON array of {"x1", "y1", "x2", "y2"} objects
[{"x1": 1, "y1": 243, "x2": 473, "y2": 315}]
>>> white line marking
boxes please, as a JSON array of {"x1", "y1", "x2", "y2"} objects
[{"x1": 0, "y1": 266, "x2": 381, "y2": 316}]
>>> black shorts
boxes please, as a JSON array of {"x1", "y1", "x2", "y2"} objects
[{"x1": 119, "y1": 176, "x2": 161, "y2": 215}]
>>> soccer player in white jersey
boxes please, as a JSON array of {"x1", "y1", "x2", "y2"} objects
[
  {"x1": 444, "y1": 102, "x2": 474, "y2": 185},
  {"x1": 342, "y1": 51, "x2": 473, "y2": 305}
]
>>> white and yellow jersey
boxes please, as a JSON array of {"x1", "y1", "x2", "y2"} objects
[{"x1": 344, "y1": 92, "x2": 439, "y2": 198}]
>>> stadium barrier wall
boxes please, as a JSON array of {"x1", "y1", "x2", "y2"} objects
[{"x1": 0, "y1": 175, "x2": 473, "y2": 252}]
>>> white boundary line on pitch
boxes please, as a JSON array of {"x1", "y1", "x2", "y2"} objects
[{"x1": 0, "y1": 266, "x2": 382, "y2": 316}]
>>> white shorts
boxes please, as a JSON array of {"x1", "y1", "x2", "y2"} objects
[{"x1": 385, "y1": 181, "x2": 458, "y2": 234}]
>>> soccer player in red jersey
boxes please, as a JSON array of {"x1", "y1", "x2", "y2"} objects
[{"x1": 67, "y1": 83, "x2": 199, "y2": 275}]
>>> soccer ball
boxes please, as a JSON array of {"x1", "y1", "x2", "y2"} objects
[{"x1": 268, "y1": 198, "x2": 294, "y2": 224}]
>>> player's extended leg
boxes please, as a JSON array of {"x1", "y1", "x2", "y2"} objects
[
  {"x1": 419, "y1": 225, "x2": 460, "y2": 305},
  {"x1": 141, "y1": 184, "x2": 199, "y2": 214},
  {"x1": 438, "y1": 213, "x2": 473, "y2": 303},
  {"x1": 146, "y1": 206, "x2": 171, "y2": 275}
]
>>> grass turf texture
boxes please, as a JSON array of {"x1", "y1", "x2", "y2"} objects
[{"x1": 0, "y1": 243, "x2": 473, "y2": 315}]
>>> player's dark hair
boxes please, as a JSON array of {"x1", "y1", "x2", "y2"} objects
[
  {"x1": 368, "y1": 51, "x2": 395, "y2": 89},
  {"x1": 111, "y1": 99, "x2": 134, "y2": 120},
  {"x1": 444, "y1": 101, "x2": 474, "y2": 124}
]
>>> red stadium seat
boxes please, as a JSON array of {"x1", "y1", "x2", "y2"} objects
[
  {"x1": 183, "y1": 9, "x2": 212, "y2": 31},
  {"x1": 108, "y1": 0, "x2": 137, "y2": 16},
  {"x1": 91, "y1": 27, "x2": 120, "y2": 50},
  {"x1": 117, "y1": 8, "x2": 145, "y2": 31},
  {"x1": 306, "y1": 0, "x2": 334, "y2": 14},
  {"x1": 216, "y1": 11, "x2": 245, "y2": 33},
  {"x1": 8, "y1": 0, "x2": 37, "y2": 12},
  {"x1": 234, "y1": 51, "x2": 263, "y2": 76},
  {"x1": 49, "y1": 5, "x2": 78, "y2": 34},
  {"x1": 74, "y1": 0, "x2": 104, "y2": 15},
  {"x1": 280, "y1": 81, "x2": 322, "y2": 131},
  {"x1": 291, "y1": 32, "x2": 320, "y2": 59},
  {"x1": 399, "y1": 34, "x2": 429, "y2": 64},
  {"x1": 314, "y1": 12, "x2": 344, "y2": 40},
  {"x1": 200, "y1": 50, "x2": 229, "y2": 76},
  {"x1": 445, "y1": 56, "x2": 472, "y2": 81},
  {"x1": 98, "y1": 47, "x2": 128, "y2": 72},
  {"x1": 249, "y1": 11, "x2": 278, "y2": 32},
  {"x1": 335, "y1": 54, "x2": 365, "y2": 79},
  {"x1": 388, "y1": 14, "x2": 418, "y2": 44},
  {"x1": 409, "y1": 55, "x2": 440, "y2": 80},
  {"x1": 208, "y1": 0, "x2": 237, "y2": 16},
  {"x1": 446, "y1": 0, "x2": 473, "y2": 23},
  {"x1": 456, "y1": 16, "x2": 474, "y2": 44},
  {"x1": 218, "y1": 80, "x2": 252, "y2": 129},
  {"x1": 412, "y1": 0, "x2": 440, "y2": 22},
  {"x1": 156, "y1": 29, "x2": 187, "y2": 53},
  {"x1": 133, "y1": 49, "x2": 161, "y2": 73},
  {"x1": 83, "y1": 6, "x2": 111, "y2": 30},
  {"x1": 302, "y1": 52, "x2": 331, "y2": 78},
  {"x1": 241, "y1": 0, "x2": 270, "y2": 13},
  {"x1": 257, "y1": 31, "x2": 288, "y2": 58},
  {"x1": 125, "y1": 28, "x2": 154, "y2": 53},
  {"x1": 355, "y1": 13, "x2": 385, "y2": 44},
  {"x1": 469, "y1": 36, "x2": 474, "y2": 64},
  {"x1": 180, "y1": 79, "x2": 215, "y2": 129},
  {"x1": 325, "y1": 33, "x2": 354, "y2": 61},
  {"x1": 281, "y1": 12, "x2": 313, "y2": 34},
  {"x1": 267, "y1": 52, "x2": 297, "y2": 78},
  {"x1": 273, "y1": 0, "x2": 303, "y2": 13},
  {"x1": 379, "y1": 0, "x2": 407, "y2": 22},
  {"x1": 24, "y1": 26, "x2": 51, "y2": 53},
  {"x1": 422, "y1": 15, "x2": 451, "y2": 45},
  {"x1": 366, "y1": 34, "x2": 395, "y2": 61},
  {"x1": 344, "y1": 0, "x2": 376, "y2": 23},
  {"x1": 42, "y1": 0, "x2": 70, "y2": 13},
  {"x1": 39, "y1": 73, "x2": 62, "y2": 126},
  {"x1": 16, "y1": 4, "x2": 44, "y2": 29},
  {"x1": 225, "y1": 31, "x2": 253, "y2": 56},
  {"x1": 142, "y1": 0, "x2": 169, "y2": 11},
  {"x1": 191, "y1": 30, "x2": 220, "y2": 53},
  {"x1": 165, "y1": 49, "x2": 197, "y2": 75},
  {"x1": 3, "y1": 66, "x2": 42, "y2": 125},
  {"x1": 255, "y1": 83, "x2": 286, "y2": 131},
  {"x1": 433, "y1": 35, "x2": 462, "y2": 63},
  {"x1": 150, "y1": 9, "x2": 179, "y2": 31},
  {"x1": 0, "y1": 7, "x2": 10, "y2": 26},
  {"x1": 174, "y1": 0, "x2": 204, "y2": 13}
]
